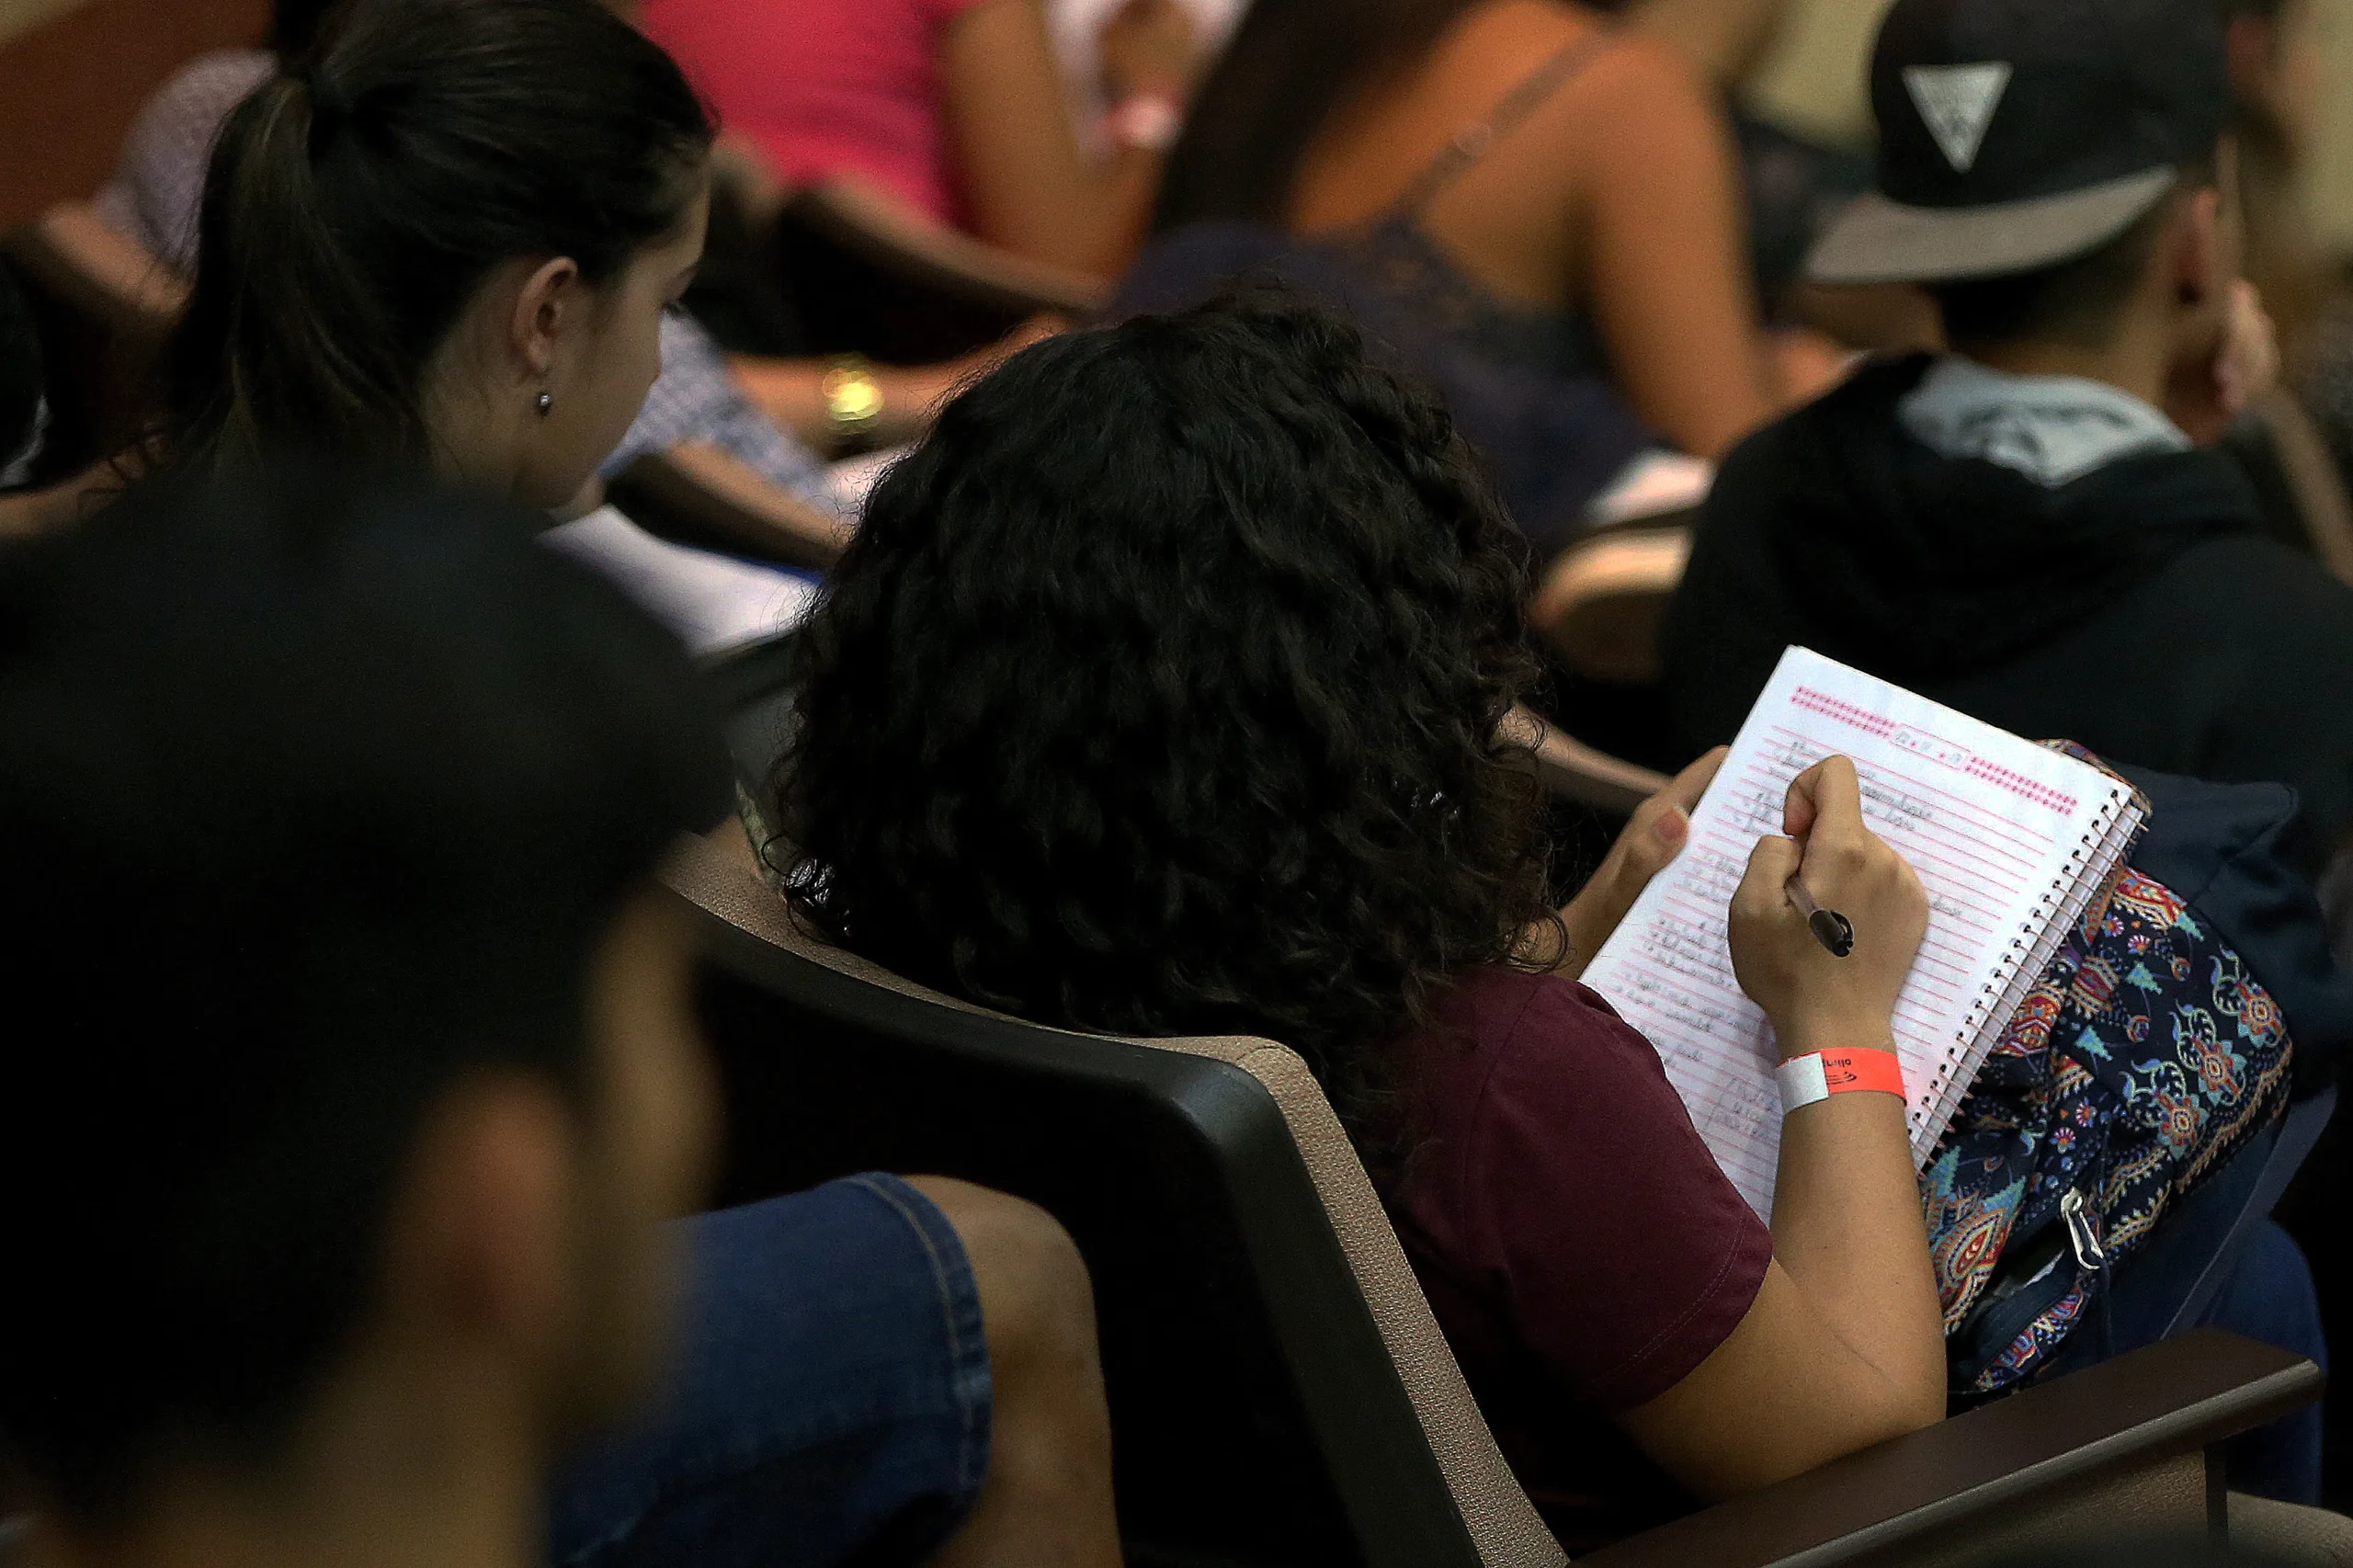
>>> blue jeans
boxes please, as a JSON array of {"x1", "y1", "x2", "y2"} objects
[{"x1": 548, "y1": 1174, "x2": 994, "y2": 1568}]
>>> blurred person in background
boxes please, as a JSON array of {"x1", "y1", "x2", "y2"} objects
[
  {"x1": 1145, "y1": 0, "x2": 1825, "y2": 467},
  {"x1": 70, "y1": 0, "x2": 852, "y2": 554},
  {"x1": 141, "y1": 0, "x2": 720, "y2": 517},
  {"x1": 642, "y1": 0, "x2": 1206, "y2": 279},
  {"x1": 2225, "y1": 0, "x2": 2353, "y2": 502},
  {"x1": 2220, "y1": 0, "x2": 2329, "y2": 361},
  {"x1": 1662, "y1": 0, "x2": 2353, "y2": 883}
]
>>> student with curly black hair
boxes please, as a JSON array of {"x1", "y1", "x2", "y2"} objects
[{"x1": 771, "y1": 293, "x2": 1946, "y2": 1549}]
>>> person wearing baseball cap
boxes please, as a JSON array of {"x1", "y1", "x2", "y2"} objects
[{"x1": 1662, "y1": 0, "x2": 2353, "y2": 876}]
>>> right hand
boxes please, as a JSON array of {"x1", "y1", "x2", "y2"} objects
[
  {"x1": 2166, "y1": 278, "x2": 2278, "y2": 445},
  {"x1": 1727, "y1": 756, "x2": 1927, "y2": 1057},
  {"x1": 1097, "y1": 0, "x2": 1200, "y2": 102}
]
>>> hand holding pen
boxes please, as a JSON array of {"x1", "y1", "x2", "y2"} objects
[
  {"x1": 1724, "y1": 756, "x2": 1929, "y2": 1058},
  {"x1": 1784, "y1": 877, "x2": 1854, "y2": 958}
]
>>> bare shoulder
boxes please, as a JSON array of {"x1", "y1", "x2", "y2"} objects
[
  {"x1": 1560, "y1": 27, "x2": 1728, "y2": 175},
  {"x1": 1441, "y1": 4, "x2": 1715, "y2": 154},
  {"x1": 1577, "y1": 28, "x2": 1713, "y2": 126}
]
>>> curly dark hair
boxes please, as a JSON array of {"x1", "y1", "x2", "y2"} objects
[{"x1": 771, "y1": 293, "x2": 1559, "y2": 1143}]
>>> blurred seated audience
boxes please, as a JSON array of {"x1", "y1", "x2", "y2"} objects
[
  {"x1": 766, "y1": 292, "x2": 1954, "y2": 1549},
  {"x1": 2219, "y1": 0, "x2": 2327, "y2": 354},
  {"x1": 0, "y1": 462, "x2": 1123, "y2": 1568},
  {"x1": 642, "y1": 0, "x2": 1203, "y2": 278},
  {"x1": 87, "y1": 0, "x2": 847, "y2": 557},
  {"x1": 2229, "y1": 0, "x2": 2353, "y2": 499},
  {"x1": 1664, "y1": 0, "x2": 2353, "y2": 875},
  {"x1": 138, "y1": 0, "x2": 793, "y2": 542},
  {"x1": 1142, "y1": 0, "x2": 1818, "y2": 463},
  {"x1": 1050, "y1": 0, "x2": 1246, "y2": 152},
  {"x1": 1116, "y1": 0, "x2": 1843, "y2": 620}
]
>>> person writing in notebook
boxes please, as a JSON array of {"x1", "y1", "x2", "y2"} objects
[
  {"x1": 766, "y1": 294, "x2": 1946, "y2": 1549},
  {"x1": 1663, "y1": 0, "x2": 2353, "y2": 875}
]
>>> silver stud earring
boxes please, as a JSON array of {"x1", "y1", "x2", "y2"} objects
[{"x1": 534, "y1": 391, "x2": 554, "y2": 417}]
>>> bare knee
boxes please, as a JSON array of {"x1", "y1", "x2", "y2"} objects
[
  {"x1": 908, "y1": 1180, "x2": 1119, "y2": 1564},
  {"x1": 903, "y1": 1176, "x2": 1097, "y2": 1373}
]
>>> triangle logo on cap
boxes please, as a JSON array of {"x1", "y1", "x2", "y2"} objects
[{"x1": 1903, "y1": 62, "x2": 2013, "y2": 173}]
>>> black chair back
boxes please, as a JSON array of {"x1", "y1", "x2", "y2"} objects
[{"x1": 674, "y1": 848, "x2": 1512, "y2": 1568}]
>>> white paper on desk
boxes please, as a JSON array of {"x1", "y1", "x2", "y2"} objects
[
  {"x1": 1580, "y1": 647, "x2": 2140, "y2": 1221},
  {"x1": 540, "y1": 506, "x2": 818, "y2": 658}
]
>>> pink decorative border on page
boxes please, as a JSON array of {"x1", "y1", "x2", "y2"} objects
[
  {"x1": 1961, "y1": 759, "x2": 2078, "y2": 816},
  {"x1": 1797, "y1": 685, "x2": 2078, "y2": 816},
  {"x1": 1791, "y1": 686, "x2": 1895, "y2": 738}
]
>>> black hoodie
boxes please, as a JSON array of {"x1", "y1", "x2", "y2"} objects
[{"x1": 1664, "y1": 354, "x2": 2353, "y2": 872}]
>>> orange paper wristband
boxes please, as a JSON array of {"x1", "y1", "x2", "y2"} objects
[{"x1": 1777, "y1": 1047, "x2": 1905, "y2": 1113}]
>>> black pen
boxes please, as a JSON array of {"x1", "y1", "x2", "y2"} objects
[{"x1": 1784, "y1": 875, "x2": 1855, "y2": 958}]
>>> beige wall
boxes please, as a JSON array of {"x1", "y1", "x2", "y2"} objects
[
  {"x1": 1741, "y1": 0, "x2": 1891, "y2": 148},
  {"x1": 2304, "y1": 0, "x2": 2353, "y2": 253}
]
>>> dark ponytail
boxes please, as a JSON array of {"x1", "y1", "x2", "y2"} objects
[
  {"x1": 161, "y1": 0, "x2": 712, "y2": 477},
  {"x1": 1154, "y1": 0, "x2": 1476, "y2": 232}
]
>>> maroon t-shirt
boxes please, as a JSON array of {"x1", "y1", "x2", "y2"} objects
[{"x1": 1388, "y1": 965, "x2": 1774, "y2": 1550}]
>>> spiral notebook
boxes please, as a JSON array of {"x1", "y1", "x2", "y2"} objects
[{"x1": 1580, "y1": 647, "x2": 2144, "y2": 1220}]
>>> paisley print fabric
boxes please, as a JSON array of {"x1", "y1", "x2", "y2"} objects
[{"x1": 1922, "y1": 753, "x2": 2293, "y2": 1394}]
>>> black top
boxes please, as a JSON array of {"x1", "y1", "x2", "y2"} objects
[{"x1": 1663, "y1": 354, "x2": 2353, "y2": 872}]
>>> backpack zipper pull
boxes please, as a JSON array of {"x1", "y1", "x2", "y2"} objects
[
  {"x1": 2061, "y1": 1188, "x2": 2109, "y2": 1271},
  {"x1": 2062, "y1": 1187, "x2": 2117, "y2": 1362}
]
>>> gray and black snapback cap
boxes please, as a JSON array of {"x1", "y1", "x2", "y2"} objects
[{"x1": 1807, "y1": 0, "x2": 2232, "y2": 286}]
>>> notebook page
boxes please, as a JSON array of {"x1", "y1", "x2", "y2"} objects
[{"x1": 1580, "y1": 647, "x2": 2133, "y2": 1220}]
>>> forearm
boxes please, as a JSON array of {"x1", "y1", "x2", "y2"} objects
[
  {"x1": 614, "y1": 444, "x2": 853, "y2": 571},
  {"x1": 1586, "y1": 50, "x2": 1779, "y2": 457},
  {"x1": 1768, "y1": 1033, "x2": 1946, "y2": 1419},
  {"x1": 30, "y1": 204, "x2": 188, "y2": 327},
  {"x1": 944, "y1": 0, "x2": 1174, "y2": 279},
  {"x1": 0, "y1": 461, "x2": 118, "y2": 538},
  {"x1": 970, "y1": 146, "x2": 1163, "y2": 279},
  {"x1": 727, "y1": 358, "x2": 965, "y2": 451}
]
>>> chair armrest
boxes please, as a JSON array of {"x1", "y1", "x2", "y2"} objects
[
  {"x1": 1578, "y1": 1330, "x2": 2321, "y2": 1568},
  {"x1": 608, "y1": 445, "x2": 852, "y2": 573},
  {"x1": 1532, "y1": 724, "x2": 1670, "y2": 814},
  {"x1": 786, "y1": 177, "x2": 1110, "y2": 321},
  {"x1": 1529, "y1": 525, "x2": 1691, "y2": 687}
]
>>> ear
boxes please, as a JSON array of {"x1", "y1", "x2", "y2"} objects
[
  {"x1": 382, "y1": 1075, "x2": 581, "y2": 1369},
  {"x1": 508, "y1": 256, "x2": 587, "y2": 381}
]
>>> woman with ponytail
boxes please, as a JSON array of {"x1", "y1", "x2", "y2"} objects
[
  {"x1": 155, "y1": 0, "x2": 711, "y2": 512},
  {"x1": 84, "y1": 0, "x2": 847, "y2": 556}
]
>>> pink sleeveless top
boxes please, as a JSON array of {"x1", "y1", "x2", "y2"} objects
[{"x1": 642, "y1": 0, "x2": 995, "y2": 227}]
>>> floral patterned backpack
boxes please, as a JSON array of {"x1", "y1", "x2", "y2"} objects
[{"x1": 1922, "y1": 753, "x2": 2301, "y2": 1396}]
